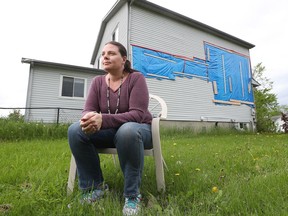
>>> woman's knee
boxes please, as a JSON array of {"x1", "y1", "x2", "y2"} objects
[
  {"x1": 116, "y1": 122, "x2": 139, "y2": 140},
  {"x1": 68, "y1": 121, "x2": 81, "y2": 137},
  {"x1": 68, "y1": 122, "x2": 85, "y2": 150}
]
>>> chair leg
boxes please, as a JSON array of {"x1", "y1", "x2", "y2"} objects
[
  {"x1": 154, "y1": 152, "x2": 165, "y2": 192},
  {"x1": 162, "y1": 156, "x2": 169, "y2": 171},
  {"x1": 151, "y1": 117, "x2": 165, "y2": 192},
  {"x1": 67, "y1": 155, "x2": 77, "y2": 195}
]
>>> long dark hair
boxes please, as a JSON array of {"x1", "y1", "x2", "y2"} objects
[{"x1": 105, "y1": 41, "x2": 137, "y2": 73}]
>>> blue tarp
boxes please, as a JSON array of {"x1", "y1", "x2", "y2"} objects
[
  {"x1": 132, "y1": 46, "x2": 207, "y2": 80},
  {"x1": 132, "y1": 46, "x2": 181, "y2": 79},
  {"x1": 184, "y1": 60, "x2": 207, "y2": 78},
  {"x1": 205, "y1": 44, "x2": 254, "y2": 104},
  {"x1": 132, "y1": 45, "x2": 254, "y2": 106}
]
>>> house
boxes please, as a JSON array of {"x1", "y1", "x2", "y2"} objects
[
  {"x1": 272, "y1": 113, "x2": 288, "y2": 132},
  {"x1": 90, "y1": 0, "x2": 256, "y2": 131},
  {"x1": 23, "y1": 0, "x2": 257, "y2": 131},
  {"x1": 22, "y1": 58, "x2": 105, "y2": 123}
]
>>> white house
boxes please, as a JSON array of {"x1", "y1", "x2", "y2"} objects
[
  {"x1": 272, "y1": 113, "x2": 287, "y2": 132},
  {"x1": 23, "y1": 0, "x2": 257, "y2": 130},
  {"x1": 90, "y1": 0, "x2": 256, "y2": 130},
  {"x1": 22, "y1": 58, "x2": 105, "y2": 123}
]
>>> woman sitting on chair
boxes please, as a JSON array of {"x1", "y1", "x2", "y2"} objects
[{"x1": 68, "y1": 41, "x2": 152, "y2": 215}]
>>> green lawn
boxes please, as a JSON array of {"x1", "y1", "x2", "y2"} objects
[{"x1": 0, "y1": 132, "x2": 287, "y2": 215}]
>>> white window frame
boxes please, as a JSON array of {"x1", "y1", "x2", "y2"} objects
[
  {"x1": 111, "y1": 25, "x2": 119, "y2": 42},
  {"x1": 59, "y1": 75, "x2": 87, "y2": 99},
  {"x1": 97, "y1": 55, "x2": 102, "y2": 69}
]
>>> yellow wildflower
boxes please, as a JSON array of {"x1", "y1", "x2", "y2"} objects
[{"x1": 212, "y1": 186, "x2": 219, "y2": 193}]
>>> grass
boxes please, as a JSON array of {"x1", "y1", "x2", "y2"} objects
[
  {"x1": 0, "y1": 126, "x2": 288, "y2": 215},
  {"x1": 0, "y1": 118, "x2": 69, "y2": 141}
]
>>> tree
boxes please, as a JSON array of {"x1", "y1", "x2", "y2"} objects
[
  {"x1": 253, "y1": 63, "x2": 278, "y2": 132},
  {"x1": 8, "y1": 109, "x2": 24, "y2": 122}
]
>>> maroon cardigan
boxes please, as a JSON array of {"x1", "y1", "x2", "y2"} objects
[{"x1": 82, "y1": 72, "x2": 152, "y2": 129}]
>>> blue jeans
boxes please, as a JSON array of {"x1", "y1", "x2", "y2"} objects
[{"x1": 68, "y1": 121, "x2": 152, "y2": 197}]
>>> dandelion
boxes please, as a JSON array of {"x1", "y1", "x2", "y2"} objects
[{"x1": 212, "y1": 186, "x2": 219, "y2": 193}]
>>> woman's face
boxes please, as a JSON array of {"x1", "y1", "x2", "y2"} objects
[{"x1": 101, "y1": 43, "x2": 126, "y2": 72}]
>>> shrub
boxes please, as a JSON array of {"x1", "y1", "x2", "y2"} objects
[{"x1": 7, "y1": 109, "x2": 24, "y2": 122}]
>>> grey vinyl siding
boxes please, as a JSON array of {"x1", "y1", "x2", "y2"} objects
[
  {"x1": 26, "y1": 65, "x2": 99, "y2": 123},
  {"x1": 93, "y1": 4, "x2": 129, "y2": 68},
  {"x1": 130, "y1": 6, "x2": 249, "y2": 59},
  {"x1": 129, "y1": 5, "x2": 253, "y2": 123},
  {"x1": 147, "y1": 77, "x2": 252, "y2": 123},
  {"x1": 29, "y1": 66, "x2": 88, "y2": 108},
  {"x1": 25, "y1": 68, "x2": 34, "y2": 108}
]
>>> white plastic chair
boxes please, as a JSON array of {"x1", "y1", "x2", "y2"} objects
[{"x1": 67, "y1": 94, "x2": 168, "y2": 195}]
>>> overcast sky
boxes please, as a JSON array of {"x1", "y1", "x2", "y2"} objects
[{"x1": 0, "y1": 0, "x2": 287, "y2": 116}]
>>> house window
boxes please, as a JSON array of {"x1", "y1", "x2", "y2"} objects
[
  {"x1": 61, "y1": 76, "x2": 85, "y2": 98},
  {"x1": 112, "y1": 26, "x2": 119, "y2": 41},
  {"x1": 97, "y1": 56, "x2": 102, "y2": 69}
]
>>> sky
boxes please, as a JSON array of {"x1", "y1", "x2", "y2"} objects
[{"x1": 1, "y1": 0, "x2": 287, "y2": 116}]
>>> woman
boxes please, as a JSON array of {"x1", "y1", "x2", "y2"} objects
[{"x1": 68, "y1": 41, "x2": 152, "y2": 215}]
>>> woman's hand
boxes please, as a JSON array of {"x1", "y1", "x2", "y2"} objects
[{"x1": 80, "y1": 112, "x2": 102, "y2": 134}]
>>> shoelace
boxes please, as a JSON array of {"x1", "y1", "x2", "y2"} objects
[{"x1": 125, "y1": 196, "x2": 141, "y2": 208}]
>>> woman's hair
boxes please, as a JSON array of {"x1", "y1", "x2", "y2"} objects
[{"x1": 105, "y1": 41, "x2": 137, "y2": 73}]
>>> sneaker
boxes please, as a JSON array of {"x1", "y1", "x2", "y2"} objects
[
  {"x1": 122, "y1": 194, "x2": 142, "y2": 216},
  {"x1": 79, "y1": 184, "x2": 109, "y2": 204}
]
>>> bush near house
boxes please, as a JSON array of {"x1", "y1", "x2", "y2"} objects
[{"x1": 7, "y1": 109, "x2": 24, "y2": 122}]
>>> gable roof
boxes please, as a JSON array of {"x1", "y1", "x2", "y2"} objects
[
  {"x1": 252, "y1": 77, "x2": 261, "y2": 87},
  {"x1": 90, "y1": 0, "x2": 255, "y2": 65}
]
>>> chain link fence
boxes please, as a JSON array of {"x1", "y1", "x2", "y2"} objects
[{"x1": 0, "y1": 107, "x2": 82, "y2": 124}]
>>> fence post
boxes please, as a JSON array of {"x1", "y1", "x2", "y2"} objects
[{"x1": 57, "y1": 108, "x2": 60, "y2": 125}]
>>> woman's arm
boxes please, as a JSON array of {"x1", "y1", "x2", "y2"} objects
[{"x1": 82, "y1": 76, "x2": 102, "y2": 116}]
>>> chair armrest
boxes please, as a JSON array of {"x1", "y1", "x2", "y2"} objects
[{"x1": 149, "y1": 94, "x2": 168, "y2": 119}]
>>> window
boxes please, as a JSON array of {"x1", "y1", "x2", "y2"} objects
[
  {"x1": 97, "y1": 56, "x2": 102, "y2": 69},
  {"x1": 112, "y1": 26, "x2": 119, "y2": 41},
  {"x1": 61, "y1": 76, "x2": 85, "y2": 98}
]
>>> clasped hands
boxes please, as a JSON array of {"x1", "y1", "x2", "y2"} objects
[{"x1": 80, "y1": 112, "x2": 102, "y2": 134}]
